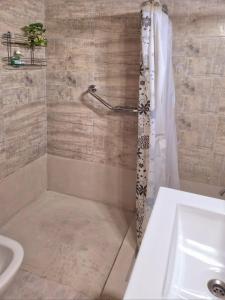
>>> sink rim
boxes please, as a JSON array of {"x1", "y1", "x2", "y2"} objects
[
  {"x1": 0, "y1": 235, "x2": 24, "y2": 291},
  {"x1": 124, "y1": 187, "x2": 225, "y2": 300}
]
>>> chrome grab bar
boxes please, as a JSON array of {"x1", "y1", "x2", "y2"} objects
[{"x1": 87, "y1": 85, "x2": 138, "y2": 113}]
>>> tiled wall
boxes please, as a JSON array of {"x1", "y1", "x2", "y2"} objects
[
  {"x1": 171, "y1": 0, "x2": 225, "y2": 186},
  {"x1": 1, "y1": 0, "x2": 225, "y2": 189},
  {"x1": 46, "y1": 0, "x2": 140, "y2": 172},
  {"x1": 46, "y1": 0, "x2": 225, "y2": 188},
  {"x1": 0, "y1": 1, "x2": 47, "y2": 182}
]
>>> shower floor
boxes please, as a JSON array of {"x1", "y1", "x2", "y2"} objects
[{"x1": 0, "y1": 191, "x2": 133, "y2": 300}]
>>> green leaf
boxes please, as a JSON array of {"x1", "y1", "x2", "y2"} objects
[{"x1": 21, "y1": 22, "x2": 47, "y2": 48}]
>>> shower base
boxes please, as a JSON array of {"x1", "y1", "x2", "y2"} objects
[{"x1": 0, "y1": 191, "x2": 134, "y2": 299}]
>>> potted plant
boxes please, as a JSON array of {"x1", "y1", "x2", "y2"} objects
[{"x1": 22, "y1": 23, "x2": 47, "y2": 49}]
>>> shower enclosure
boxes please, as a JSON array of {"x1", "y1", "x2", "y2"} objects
[{"x1": 0, "y1": 0, "x2": 182, "y2": 298}]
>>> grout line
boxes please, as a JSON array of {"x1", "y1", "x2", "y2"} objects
[{"x1": 99, "y1": 219, "x2": 135, "y2": 298}]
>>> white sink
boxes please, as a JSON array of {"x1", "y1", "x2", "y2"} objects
[
  {"x1": 124, "y1": 187, "x2": 225, "y2": 300},
  {"x1": 0, "y1": 235, "x2": 24, "y2": 296}
]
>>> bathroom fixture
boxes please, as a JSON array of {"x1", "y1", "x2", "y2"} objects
[
  {"x1": 87, "y1": 85, "x2": 138, "y2": 113},
  {"x1": 208, "y1": 279, "x2": 225, "y2": 299},
  {"x1": 0, "y1": 235, "x2": 24, "y2": 296},
  {"x1": 124, "y1": 188, "x2": 225, "y2": 299},
  {"x1": 1, "y1": 32, "x2": 47, "y2": 69}
]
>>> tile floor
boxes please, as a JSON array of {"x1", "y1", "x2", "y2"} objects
[
  {"x1": 101, "y1": 221, "x2": 137, "y2": 300},
  {"x1": 0, "y1": 191, "x2": 134, "y2": 300}
]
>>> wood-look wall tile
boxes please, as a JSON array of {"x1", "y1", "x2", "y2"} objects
[
  {"x1": 45, "y1": 0, "x2": 225, "y2": 184},
  {"x1": 0, "y1": 1, "x2": 46, "y2": 182}
]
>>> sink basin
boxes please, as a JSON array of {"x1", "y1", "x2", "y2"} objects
[
  {"x1": 0, "y1": 235, "x2": 24, "y2": 296},
  {"x1": 124, "y1": 187, "x2": 225, "y2": 299}
]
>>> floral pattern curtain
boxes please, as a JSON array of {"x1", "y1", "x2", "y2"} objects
[{"x1": 136, "y1": 0, "x2": 180, "y2": 246}]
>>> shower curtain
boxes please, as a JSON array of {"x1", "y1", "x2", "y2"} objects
[{"x1": 136, "y1": 0, "x2": 180, "y2": 245}]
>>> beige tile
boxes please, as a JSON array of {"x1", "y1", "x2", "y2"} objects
[
  {"x1": 210, "y1": 154, "x2": 225, "y2": 187},
  {"x1": 0, "y1": 155, "x2": 47, "y2": 227},
  {"x1": 1, "y1": 191, "x2": 133, "y2": 298},
  {"x1": 47, "y1": 155, "x2": 136, "y2": 211},
  {"x1": 177, "y1": 113, "x2": 218, "y2": 149},
  {"x1": 181, "y1": 179, "x2": 225, "y2": 200},
  {"x1": 2, "y1": 270, "x2": 80, "y2": 300},
  {"x1": 101, "y1": 221, "x2": 137, "y2": 300},
  {"x1": 178, "y1": 147, "x2": 213, "y2": 184}
]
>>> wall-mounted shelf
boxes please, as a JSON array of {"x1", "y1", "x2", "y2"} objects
[{"x1": 1, "y1": 32, "x2": 46, "y2": 69}]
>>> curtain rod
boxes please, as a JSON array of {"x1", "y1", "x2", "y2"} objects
[{"x1": 141, "y1": 0, "x2": 169, "y2": 15}]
